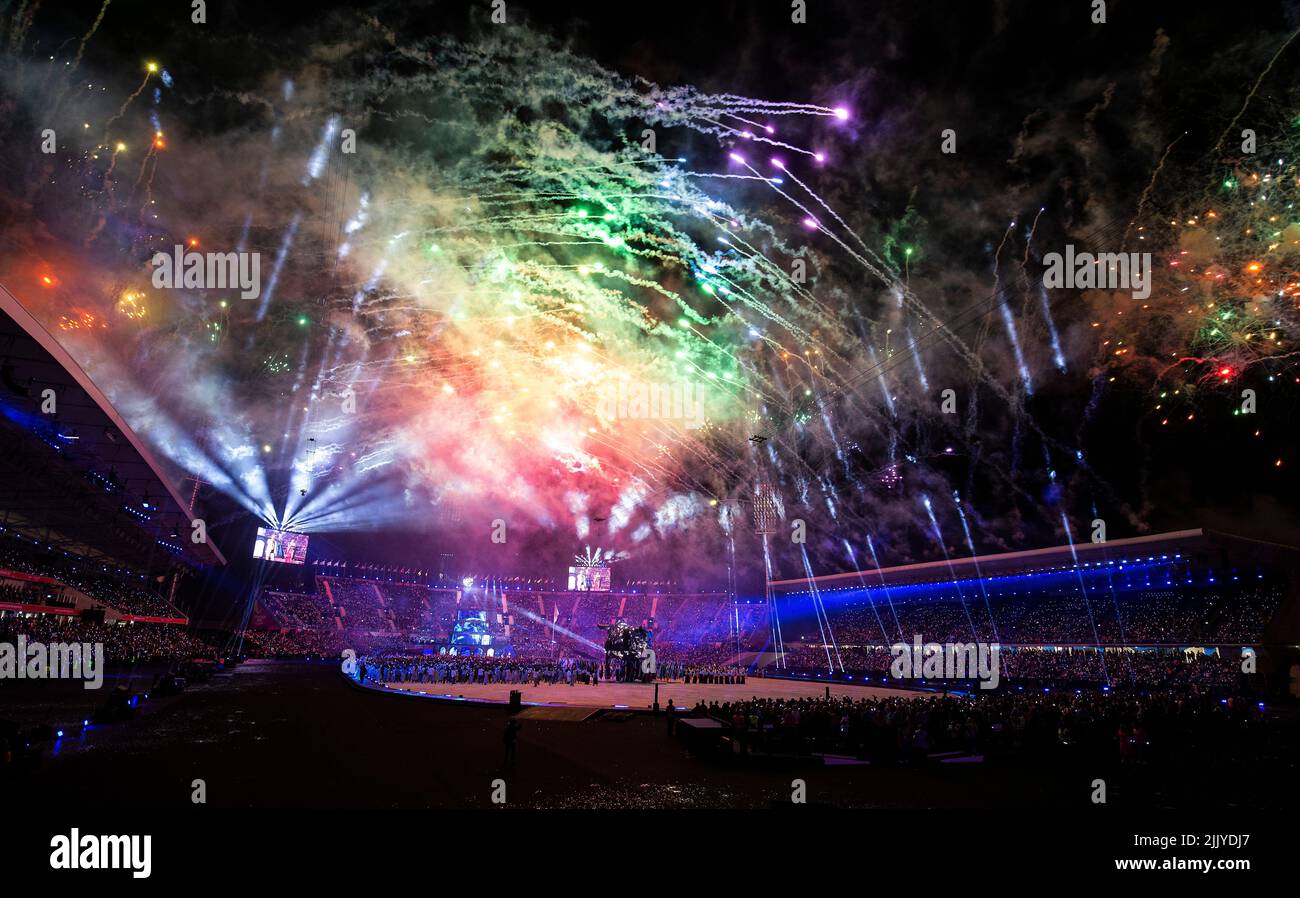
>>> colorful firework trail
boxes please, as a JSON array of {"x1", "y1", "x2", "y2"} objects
[
  {"x1": 1074, "y1": 97, "x2": 1300, "y2": 462},
  {"x1": 2, "y1": 21, "x2": 953, "y2": 546},
  {"x1": 1130, "y1": 126, "x2": 1300, "y2": 390},
  {"x1": 1, "y1": 7, "x2": 1297, "y2": 579}
]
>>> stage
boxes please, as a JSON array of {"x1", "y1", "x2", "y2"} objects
[{"x1": 373, "y1": 675, "x2": 935, "y2": 711}]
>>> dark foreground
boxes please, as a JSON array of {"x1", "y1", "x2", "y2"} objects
[{"x1": 3, "y1": 660, "x2": 1296, "y2": 809}]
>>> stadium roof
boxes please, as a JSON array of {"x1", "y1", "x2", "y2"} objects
[
  {"x1": 0, "y1": 284, "x2": 226, "y2": 571},
  {"x1": 769, "y1": 528, "x2": 1300, "y2": 592}
]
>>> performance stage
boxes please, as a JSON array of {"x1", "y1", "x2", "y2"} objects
[{"x1": 374, "y1": 675, "x2": 934, "y2": 711}]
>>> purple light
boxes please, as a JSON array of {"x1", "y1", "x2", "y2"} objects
[
  {"x1": 833, "y1": 107, "x2": 849, "y2": 121},
  {"x1": 728, "y1": 153, "x2": 745, "y2": 164},
  {"x1": 771, "y1": 157, "x2": 785, "y2": 169}
]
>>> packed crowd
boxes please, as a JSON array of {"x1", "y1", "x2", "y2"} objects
[
  {"x1": 321, "y1": 576, "x2": 391, "y2": 631},
  {"x1": 239, "y1": 627, "x2": 344, "y2": 658},
  {"x1": 58, "y1": 573, "x2": 183, "y2": 619},
  {"x1": 260, "y1": 590, "x2": 339, "y2": 633},
  {"x1": 0, "y1": 536, "x2": 183, "y2": 619},
  {"x1": 0, "y1": 613, "x2": 211, "y2": 662},
  {"x1": 774, "y1": 641, "x2": 1243, "y2": 688},
  {"x1": 246, "y1": 570, "x2": 1286, "y2": 688},
  {"x1": 0, "y1": 580, "x2": 72, "y2": 608},
  {"x1": 251, "y1": 579, "x2": 762, "y2": 663},
  {"x1": 688, "y1": 684, "x2": 1273, "y2": 764},
  {"x1": 780, "y1": 576, "x2": 1284, "y2": 648}
]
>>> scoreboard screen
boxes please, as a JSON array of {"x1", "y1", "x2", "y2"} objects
[
  {"x1": 451, "y1": 610, "x2": 492, "y2": 647},
  {"x1": 568, "y1": 565, "x2": 610, "y2": 591},
  {"x1": 253, "y1": 527, "x2": 309, "y2": 564}
]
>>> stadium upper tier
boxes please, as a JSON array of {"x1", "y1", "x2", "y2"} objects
[
  {"x1": 769, "y1": 528, "x2": 1299, "y2": 592},
  {"x1": 1, "y1": 529, "x2": 187, "y2": 621},
  {"x1": 0, "y1": 285, "x2": 225, "y2": 572},
  {"x1": 239, "y1": 535, "x2": 1297, "y2": 663},
  {"x1": 251, "y1": 576, "x2": 765, "y2": 657},
  {"x1": 768, "y1": 528, "x2": 1300, "y2": 648}
]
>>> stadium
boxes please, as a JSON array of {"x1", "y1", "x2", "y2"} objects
[
  {"x1": 1, "y1": 0, "x2": 1299, "y2": 876},
  {"x1": 4, "y1": 277, "x2": 1299, "y2": 814}
]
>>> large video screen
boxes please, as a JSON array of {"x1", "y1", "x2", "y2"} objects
[
  {"x1": 568, "y1": 565, "x2": 610, "y2": 592},
  {"x1": 253, "y1": 526, "x2": 309, "y2": 565},
  {"x1": 451, "y1": 609, "x2": 492, "y2": 647}
]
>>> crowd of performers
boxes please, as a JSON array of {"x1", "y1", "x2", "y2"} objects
[
  {"x1": 354, "y1": 650, "x2": 752, "y2": 687},
  {"x1": 655, "y1": 659, "x2": 746, "y2": 684},
  {"x1": 359, "y1": 654, "x2": 602, "y2": 686}
]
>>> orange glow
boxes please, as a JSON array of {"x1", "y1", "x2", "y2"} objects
[{"x1": 57, "y1": 309, "x2": 104, "y2": 331}]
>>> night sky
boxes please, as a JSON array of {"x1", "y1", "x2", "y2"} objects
[{"x1": 2, "y1": 0, "x2": 1299, "y2": 605}]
